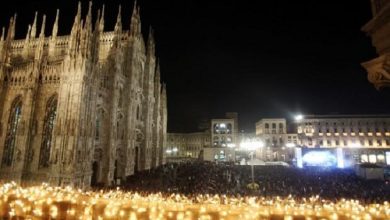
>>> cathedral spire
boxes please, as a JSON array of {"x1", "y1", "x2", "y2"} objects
[
  {"x1": 6, "y1": 14, "x2": 17, "y2": 41},
  {"x1": 155, "y1": 60, "x2": 161, "y2": 83},
  {"x1": 99, "y1": 4, "x2": 105, "y2": 32},
  {"x1": 130, "y1": 0, "x2": 140, "y2": 36},
  {"x1": 1, "y1": 27, "x2": 5, "y2": 41},
  {"x1": 25, "y1": 25, "x2": 31, "y2": 42},
  {"x1": 71, "y1": 2, "x2": 82, "y2": 34},
  {"x1": 136, "y1": 5, "x2": 142, "y2": 35},
  {"x1": 35, "y1": 15, "x2": 46, "y2": 61},
  {"x1": 94, "y1": 9, "x2": 100, "y2": 32},
  {"x1": 23, "y1": 25, "x2": 31, "y2": 56},
  {"x1": 132, "y1": 0, "x2": 138, "y2": 16},
  {"x1": 52, "y1": 9, "x2": 59, "y2": 39},
  {"x1": 30, "y1": 12, "x2": 38, "y2": 39},
  {"x1": 68, "y1": 2, "x2": 82, "y2": 58},
  {"x1": 147, "y1": 27, "x2": 155, "y2": 56},
  {"x1": 114, "y1": 5, "x2": 122, "y2": 33},
  {"x1": 84, "y1": 1, "x2": 93, "y2": 32},
  {"x1": 7, "y1": 14, "x2": 16, "y2": 41},
  {"x1": 39, "y1": 15, "x2": 46, "y2": 38},
  {"x1": 12, "y1": 14, "x2": 17, "y2": 40},
  {"x1": 162, "y1": 82, "x2": 167, "y2": 98}
]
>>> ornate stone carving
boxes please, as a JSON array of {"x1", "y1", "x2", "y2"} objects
[
  {"x1": 0, "y1": 2, "x2": 167, "y2": 187},
  {"x1": 362, "y1": 1, "x2": 390, "y2": 88},
  {"x1": 362, "y1": 55, "x2": 390, "y2": 89}
]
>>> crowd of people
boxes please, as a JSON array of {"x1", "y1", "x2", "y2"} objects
[{"x1": 122, "y1": 161, "x2": 390, "y2": 203}]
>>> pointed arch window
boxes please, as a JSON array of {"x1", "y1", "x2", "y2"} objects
[
  {"x1": 2, "y1": 96, "x2": 22, "y2": 167},
  {"x1": 39, "y1": 95, "x2": 57, "y2": 168}
]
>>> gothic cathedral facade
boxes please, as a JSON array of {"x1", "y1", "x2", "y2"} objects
[{"x1": 0, "y1": 2, "x2": 167, "y2": 188}]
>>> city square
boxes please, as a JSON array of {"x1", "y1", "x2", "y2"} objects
[{"x1": 0, "y1": 0, "x2": 389, "y2": 219}]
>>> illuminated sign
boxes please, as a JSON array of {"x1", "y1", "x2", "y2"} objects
[{"x1": 302, "y1": 150, "x2": 337, "y2": 167}]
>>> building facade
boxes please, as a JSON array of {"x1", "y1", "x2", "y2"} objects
[
  {"x1": 0, "y1": 2, "x2": 167, "y2": 187},
  {"x1": 255, "y1": 118, "x2": 297, "y2": 161},
  {"x1": 296, "y1": 115, "x2": 390, "y2": 165},
  {"x1": 361, "y1": 0, "x2": 390, "y2": 89},
  {"x1": 204, "y1": 115, "x2": 238, "y2": 162},
  {"x1": 166, "y1": 131, "x2": 210, "y2": 162},
  {"x1": 166, "y1": 113, "x2": 240, "y2": 162}
]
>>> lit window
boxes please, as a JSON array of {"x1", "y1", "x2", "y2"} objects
[
  {"x1": 377, "y1": 154, "x2": 385, "y2": 163},
  {"x1": 2, "y1": 96, "x2": 23, "y2": 167},
  {"x1": 361, "y1": 154, "x2": 368, "y2": 163},
  {"x1": 39, "y1": 95, "x2": 58, "y2": 168},
  {"x1": 369, "y1": 154, "x2": 377, "y2": 163}
]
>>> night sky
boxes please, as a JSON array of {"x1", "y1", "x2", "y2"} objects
[{"x1": 1, "y1": 0, "x2": 390, "y2": 133}]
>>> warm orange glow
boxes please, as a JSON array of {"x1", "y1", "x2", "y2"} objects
[{"x1": 0, "y1": 182, "x2": 389, "y2": 219}]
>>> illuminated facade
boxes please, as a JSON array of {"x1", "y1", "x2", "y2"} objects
[
  {"x1": 255, "y1": 118, "x2": 297, "y2": 161},
  {"x1": 361, "y1": 0, "x2": 390, "y2": 89},
  {"x1": 0, "y1": 2, "x2": 167, "y2": 187},
  {"x1": 201, "y1": 113, "x2": 238, "y2": 161},
  {"x1": 296, "y1": 115, "x2": 390, "y2": 165},
  {"x1": 166, "y1": 132, "x2": 210, "y2": 161}
]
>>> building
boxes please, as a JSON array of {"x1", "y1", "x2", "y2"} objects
[
  {"x1": 0, "y1": 2, "x2": 167, "y2": 188},
  {"x1": 361, "y1": 0, "x2": 390, "y2": 89},
  {"x1": 296, "y1": 115, "x2": 390, "y2": 165},
  {"x1": 166, "y1": 131, "x2": 210, "y2": 162},
  {"x1": 255, "y1": 118, "x2": 297, "y2": 161},
  {"x1": 201, "y1": 113, "x2": 238, "y2": 162}
]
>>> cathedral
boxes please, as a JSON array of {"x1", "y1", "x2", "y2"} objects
[{"x1": 0, "y1": 1, "x2": 167, "y2": 188}]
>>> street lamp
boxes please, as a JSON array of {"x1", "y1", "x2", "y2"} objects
[
  {"x1": 166, "y1": 147, "x2": 178, "y2": 156},
  {"x1": 294, "y1": 114, "x2": 303, "y2": 122},
  {"x1": 240, "y1": 139, "x2": 264, "y2": 184}
]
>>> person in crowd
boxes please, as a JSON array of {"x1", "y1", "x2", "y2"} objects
[{"x1": 120, "y1": 161, "x2": 390, "y2": 204}]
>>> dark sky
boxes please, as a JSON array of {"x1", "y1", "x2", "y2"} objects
[{"x1": 1, "y1": 0, "x2": 390, "y2": 133}]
